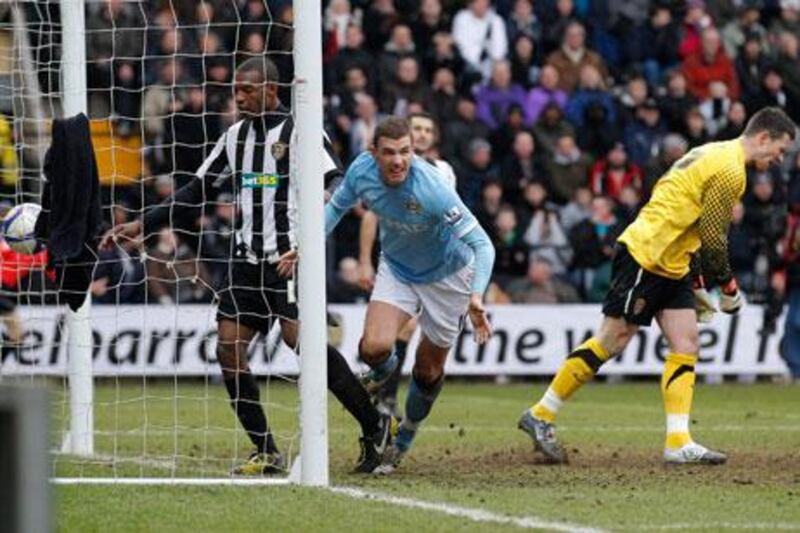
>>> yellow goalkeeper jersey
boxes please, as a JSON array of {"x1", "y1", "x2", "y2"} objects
[{"x1": 618, "y1": 138, "x2": 746, "y2": 283}]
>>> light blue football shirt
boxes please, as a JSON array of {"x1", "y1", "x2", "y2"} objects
[{"x1": 326, "y1": 152, "x2": 493, "y2": 293}]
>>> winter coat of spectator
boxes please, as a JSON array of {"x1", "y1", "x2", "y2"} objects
[
  {"x1": 678, "y1": 1, "x2": 713, "y2": 60},
  {"x1": 616, "y1": 75, "x2": 650, "y2": 128},
  {"x1": 410, "y1": 0, "x2": 451, "y2": 53},
  {"x1": 323, "y1": 0, "x2": 363, "y2": 62},
  {"x1": 589, "y1": 143, "x2": 642, "y2": 201},
  {"x1": 559, "y1": 187, "x2": 593, "y2": 233},
  {"x1": 380, "y1": 56, "x2": 432, "y2": 116},
  {"x1": 698, "y1": 81, "x2": 733, "y2": 138},
  {"x1": 509, "y1": 35, "x2": 540, "y2": 89},
  {"x1": 429, "y1": 67, "x2": 460, "y2": 123},
  {"x1": 576, "y1": 101, "x2": 622, "y2": 160},
  {"x1": 681, "y1": 27, "x2": 741, "y2": 101},
  {"x1": 720, "y1": 4, "x2": 768, "y2": 59},
  {"x1": 735, "y1": 35, "x2": 770, "y2": 104},
  {"x1": 327, "y1": 25, "x2": 376, "y2": 95},
  {"x1": 524, "y1": 64, "x2": 568, "y2": 125},
  {"x1": 520, "y1": 183, "x2": 572, "y2": 275},
  {"x1": 142, "y1": 59, "x2": 184, "y2": 144},
  {"x1": 714, "y1": 100, "x2": 748, "y2": 141},
  {"x1": 377, "y1": 24, "x2": 417, "y2": 88},
  {"x1": 475, "y1": 180, "x2": 504, "y2": 232},
  {"x1": 538, "y1": 0, "x2": 576, "y2": 56},
  {"x1": 328, "y1": 257, "x2": 371, "y2": 303},
  {"x1": 564, "y1": 64, "x2": 616, "y2": 128},
  {"x1": 544, "y1": 133, "x2": 592, "y2": 205},
  {"x1": 475, "y1": 60, "x2": 527, "y2": 130},
  {"x1": 616, "y1": 185, "x2": 643, "y2": 225},
  {"x1": 545, "y1": 21, "x2": 609, "y2": 94},
  {"x1": 776, "y1": 32, "x2": 800, "y2": 101},
  {"x1": 728, "y1": 202, "x2": 756, "y2": 282},
  {"x1": 452, "y1": 0, "x2": 509, "y2": 80},
  {"x1": 744, "y1": 67, "x2": 800, "y2": 123},
  {"x1": 349, "y1": 93, "x2": 383, "y2": 160},
  {"x1": 623, "y1": 99, "x2": 667, "y2": 168},
  {"x1": 531, "y1": 102, "x2": 575, "y2": 159},
  {"x1": 506, "y1": 258, "x2": 581, "y2": 303},
  {"x1": 146, "y1": 229, "x2": 213, "y2": 305},
  {"x1": 683, "y1": 106, "x2": 711, "y2": 149},
  {"x1": 568, "y1": 196, "x2": 624, "y2": 301},
  {"x1": 505, "y1": 0, "x2": 541, "y2": 45},
  {"x1": 636, "y1": 5, "x2": 681, "y2": 86},
  {"x1": 441, "y1": 95, "x2": 492, "y2": 162},
  {"x1": 491, "y1": 206, "x2": 530, "y2": 287},
  {"x1": 500, "y1": 130, "x2": 543, "y2": 199},
  {"x1": 657, "y1": 70, "x2": 699, "y2": 134},
  {"x1": 456, "y1": 138, "x2": 500, "y2": 210},
  {"x1": 488, "y1": 105, "x2": 528, "y2": 162}
]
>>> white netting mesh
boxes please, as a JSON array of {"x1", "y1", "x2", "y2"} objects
[{"x1": 0, "y1": 0, "x2": 307, "y2": 480}]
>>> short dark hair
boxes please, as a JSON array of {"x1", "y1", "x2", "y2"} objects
[
  {"x1": 373, "y1": 116, "x2": 411, "y2": 146},
  {"x1": 236, "y1": 57, "x2": 280, "y2": 84},
  {"x1": 744, "y1": 107, "x2": 797, "y2": 140},
  {"x1": 408, "y1": 111, "x2": 439, "y2": 137}
]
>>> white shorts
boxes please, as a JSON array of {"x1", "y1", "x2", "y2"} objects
[{"x1": 371, "y1": 259, "x2": 474, "y2": 348}]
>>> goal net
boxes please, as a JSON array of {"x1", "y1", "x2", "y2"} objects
[{"x1": 0, "y1": 0, "x2": 328, "y2": 484}]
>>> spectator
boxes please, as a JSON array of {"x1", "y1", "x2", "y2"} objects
[
  {"x1": 524, "y1": 64, "x2": 568, "y2": 125},
  {"x1": 589, "y1": 142, "x2": 642, "y2": 202},
  {"x1": 543, "y1": 133, "x2": 592, "y2": 205},
  {"x1": 622, "y1": 98, "x2": 666, "y2": 168},
  {"x1": 539, "y1": 0, "x2": 577, "y2": 56},
  {"x1": 506, "y1": 0, "x2": 541, "y2": 45},
  {"x1": 378, "y1": 24, "x2": 417, "y2": 89},
  {"x1": 452, "y1": 0, "x2": 509, "y2": 80},
  {"x1": 489, "y1": 104, "x2": 528, "y2": 162},
  {"x1": 744, "y1": 66, "x2": 800, "y2": 122},
  {"x1": 350, "y1": 93, "x2": 382, "y2": 159},
  {"x1": 684, "y1": 106, "x2": 710, "y2": 148},
  {"x1": 729, "y1": 201, "x2": 756, "y2": 288},
  {"x1": 328, "y1": 257, "x2": 371, "y2": 303},
  {"x1": 142, "y1": 58, "x2": 185, "y2": 144},
  {"x1": 681, "y1": 26, "x2": 740, "y2": 101},
  {"x1": 381, "y1": 56, "x2": 431, "y2": 116},
  {"x1": 411, "y1": 0, "x2": 451, "y2": 52},
  {"x1": 775, "y1": 32, "x2": 800, "y2": 102},
  {"x1": 564, "y1": 64, "x2": 616, "y2": 128},
  {"x1": 509, "y1": 35, "x2": 540, "y2": 89},
  {"x1": 429, "y1": 67, "x2": 459, "y2": 123},
  {"x1": 500, "y1": 130, "x2": 542, "y2": 199},
  {"x1": 490, "y1": 206, "x2": 530, "y2": 287},
  {"x1": 442, "y1": 95, "x2": 491, "y2": 162},
  {"x1": 770, "y1": 0, "x2": 800, "y2": 41},
  {"x1": 780, "y1": 169, "x2": 800, "y2": 379},
  {"x1": 714, "y1": 100, "x2": 748, "y2": 140},
  {"x1": 329, "y1": 65, "x2": 371, "y2": 149},
  {"x1": 616, "y1": 185, "x2": 642, "y2": 224},
  {"x1": 506, "y1": 258, "x2": 581, "y2": 303},
  {"x1": 616, "y1": 74, "x2": 650, "y2": 127},
  {"x1": 145, "y1": 228, "x2": 213, "y2": 304},
  {"x1": 698, "y1": 81, "x2": 733, "y2": 137},
  {"x1": 721, "y1": 2, "x2": 768, "y2": 59},
  {"x1": 457, "y1": 138, "x2": 499, "y2": 210},
  {"x1": 658, "y1": 70, "x2": 699, "y2": 134},
  {"x1": 743, "y1": 170, "x2": 787, "y2": 300},
  {"x1": 638, "y1": 4, "x2": 681, "y2": 87},
  {"x1": 531, "y1": 101, "x2": 575, "y2": 159},
  {"x1": 475, "y1": 180, "x2": 504, "y2": 231},
  {"x1": 545, "y1": 21, "x2": 609, "y2": 94},
  {"x1": 520, "y1": 183, "x2": 572, "y2": 274},
  {"x1": 323, "y1": 0, "x2": 362, "y2": 62},
  {"x1": 678, "y1": 0, "x2": 713, "y2": 60},
  {"x1": 198, "y1": 194, "x2": 236, "y2": 289},
  {"x1": 328, "y1": 25, "x2": 375, "y2": 95},
  {"x1": 735, "y1": 34, "x2": 769, "y2": 104},
  {"x1": 568, "y1": 196, "x2": 624, "y2": 301},
  {"x1": 642, "y1": 133, "x2": 688, "y2": 197},
  {"x1": 422, "y1": 31, "x2": 466, "y2": 83},
  {"x1": 559, "y1": 186, "x2": 593, "y2": 232},
  {"x1": 475, "y1": 60, "x2": 527, "y2": 130},
  {"x1": 363, "y1": 0, "x2": 399, "y2": 52}
]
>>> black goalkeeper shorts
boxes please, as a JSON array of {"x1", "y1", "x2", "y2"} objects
[
  {"x1": 0, "y1": 295, "x2": 15, "y2": 315},
  {"x1": 216, "y1": 260, "x2": 297, "y2": 334},
  {"x1": 602, "y1": 244, "x2": 695, "y2": 326}
]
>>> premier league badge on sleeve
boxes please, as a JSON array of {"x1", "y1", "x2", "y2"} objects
[{"x1": 270, "y1": 142, "x2": 288, "y2": 160}]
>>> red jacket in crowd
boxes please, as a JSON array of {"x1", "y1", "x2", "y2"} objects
[
  {"x1": 681, "y1": 48, "x2": 740, "y2": 101},
  {"x1": 588, "y1": 160, "x2": 643, "y2": 201}
]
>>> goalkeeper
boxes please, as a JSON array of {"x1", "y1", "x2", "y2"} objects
[
  {"x1": 519, "y1": 107, "x2": 795, "y2": 465},
  {"x1": 101, "y1": 57, "x2": 392, "y2": 475}
]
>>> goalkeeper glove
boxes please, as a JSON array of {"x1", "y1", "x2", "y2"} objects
[
  {"x1": 719, "y1": 278, "x2": 743, "y2": 314},
  {"x1": 693, "y1": 275, "x2": 716, "y2": 323}
]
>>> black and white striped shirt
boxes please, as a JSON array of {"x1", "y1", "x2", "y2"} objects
[{"x1": 144, "y1": 106, "x2": 341, "y2": 263}]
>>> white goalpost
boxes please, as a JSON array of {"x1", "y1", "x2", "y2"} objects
[{"x1": 0, "y1": 0, "x2": 329, "y2": 486}]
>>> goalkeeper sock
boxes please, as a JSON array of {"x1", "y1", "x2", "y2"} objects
[
  {"x1": 661, "y1": 352, "x2": 697, "y2": 449},
  {"x1": 381, "y1": 340, "x2": 408, "y2": 402},
  {"x1": 531, "y1": 337, "x2": 610, "y2": 423},
  {"x1": 223, "y1": 373, "x2": 278, "y2": 454},
  {"x1": 327, "y1": 344, "x2": 381, "y2": 436},
  {"x1": 398, "y1": 373, "x2": 444, "y2": 452}
]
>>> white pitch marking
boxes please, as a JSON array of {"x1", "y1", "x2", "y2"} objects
[
  {"x1": 630, "y1": 522, "x2": 800, "y2": 531},
  {"x1": 329, "y1": 486, "x2": 606, "y2": 533}
]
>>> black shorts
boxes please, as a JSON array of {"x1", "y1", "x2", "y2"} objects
[
  {"x1": 602, "y1": 244, "x2": 694, "y2": 326},
  {"x1": 216, "y1": 260, "x2": 297, "y2": 334},
  {"x1": 0, "y1": 295, "x2": 15, "y2": 315}
]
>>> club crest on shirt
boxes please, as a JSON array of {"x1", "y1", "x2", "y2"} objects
[
  {"x1": 270, "y1": 142, "x2": 288, "y2": 161},
  {"x1": 404, "y1": 195, "x2": 422, "y2": 213}
]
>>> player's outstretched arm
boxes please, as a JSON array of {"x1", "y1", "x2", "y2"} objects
[
  {"x1": 697, "y1": 172, "x2": 743, "y2": 313},
  {"x1": 460, "y1": 224, "x2": 496, "y2": 344}
]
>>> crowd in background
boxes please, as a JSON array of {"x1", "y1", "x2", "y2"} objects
[{"x1": 2, "y1": 0, "x2": 800, "y2": 377}]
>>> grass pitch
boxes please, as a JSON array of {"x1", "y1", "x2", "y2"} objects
[{"x1": 54, "y1": 380, "x2": 800, "y2": 532}]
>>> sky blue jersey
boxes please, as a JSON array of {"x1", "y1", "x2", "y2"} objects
[{"x1": 326, "y1": 152, "x2": 494, "y2": 293}]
